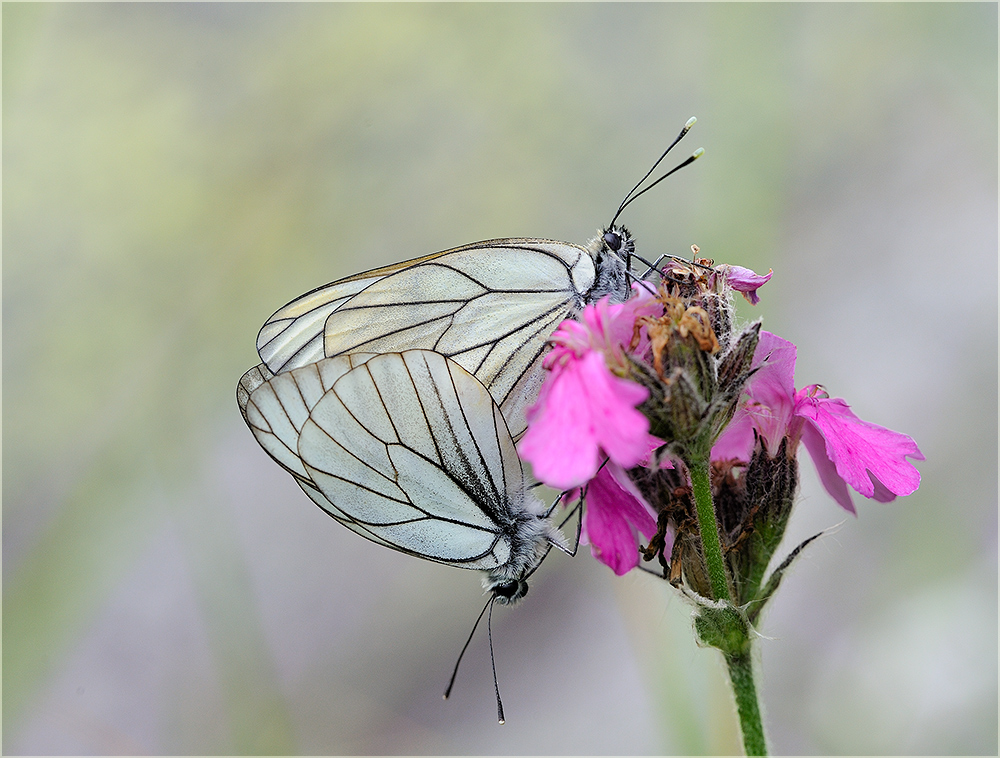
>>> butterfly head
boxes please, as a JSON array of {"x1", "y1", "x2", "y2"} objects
[
  {"x1": 490, "y1": 578, "x2": 529, "y2": 606},
  {"x1": 600, "y1": 224, "x2": 635, "y2": 259}
]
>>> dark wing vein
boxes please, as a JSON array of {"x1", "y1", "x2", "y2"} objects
[
  {"x1": 439, "y1": 355, "x2": 506, "y2": 519},
  {"x1": 417, "y1": 352, "x2": 503, "y2": 522}
]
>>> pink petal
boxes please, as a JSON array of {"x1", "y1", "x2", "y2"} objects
[
  {"x1": 519, "y1": 352, "x2": 650, "y2": 490},
  {"x1": 724, "y1": 265, "x2": 773, "y2": 305},
  {"x1": 800, "y1": 421, "x2": 857, "y2": 514},
  {"x1": 576, "y1": 287, "x2": 663, "y2": 364},
  {"x1": 717, "y1": 330, "x2": 797, "y2": 458},
  {"x1": 745, "y1": 332, "x2": 797, "y2": 453},
  {"x1": 637, "y1": 434, "x2": 672, "y2": 468},
  {"x1": 609, "y1": 284, "x2": 663, "y2": 347},
  {"x1": 519, "y1": 362, "x2": 601, "y2": 489},
  {"x1": 580, "y1": 352, "x2": 650, "y2": 468},
  {"x1": 581, "y1": 464, "x2": 658, "y2": 576},
  {"x1": 795, "y1": 389, "x2": 923, "y2": 505},
  {"x1": 545, "y1": 320, "x2": 592, "y2": 364},
  {"x1": 869, "y1": 475, "x2": 898, "y2": 503},
  {"x1": 711, "y1": 408, "x2": 756, "y2": 461}
]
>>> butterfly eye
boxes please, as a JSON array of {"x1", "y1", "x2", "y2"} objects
[
  {"x1": 493, "y1": 579, "x2": 528, "y2": 603},
  {"x1": 603, "y1": 230, "x2": 622, "y2": 252}
]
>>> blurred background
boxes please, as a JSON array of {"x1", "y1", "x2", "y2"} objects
[{"x1": 4, "y1": 4, "x2": 996, "y2": 754}]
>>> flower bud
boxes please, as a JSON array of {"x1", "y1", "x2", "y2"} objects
[
  {"x1": 624, "y1": 268, "x2": 761, "y2": 461},
  {"x1": 629, "y1": 435, "x2": 799, "y2": 608}
]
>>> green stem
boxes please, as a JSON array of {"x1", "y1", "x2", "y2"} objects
[
  {"x1": 726, "y1": 652, "x2": 767, "y2": 756},
  {"x1": 688, "y1": 456, "x2": 731, "y2": 602}
]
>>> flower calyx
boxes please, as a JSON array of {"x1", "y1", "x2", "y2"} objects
[
  {"x1": 631, "y1": 435, "x2": 801, "y2": 612},
  {"x1": 626, "y1": 276, "x2": 761, "y2": 462}
]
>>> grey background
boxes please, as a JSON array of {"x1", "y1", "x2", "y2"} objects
[{"x1": 4, "y1": 3, "x2": 997, "y2": 754}]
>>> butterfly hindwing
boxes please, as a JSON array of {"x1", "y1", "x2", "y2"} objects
[
  {"x1": 238, "y1": 354, "x2": 377, "y2": 479},
  {"x1": 238, "y1": 350, "x2": 533, "y2": 571}
]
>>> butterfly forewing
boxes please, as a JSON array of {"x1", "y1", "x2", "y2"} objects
[
  {"x1": 257, "y1": 277, "x2": 375, "y2": 372},
  {"x1": 256, "y1": 250, "x2": 455, "y2": 372},
  {"x1": 255, "y1": 239, "x2": 600, "y2": 437}
]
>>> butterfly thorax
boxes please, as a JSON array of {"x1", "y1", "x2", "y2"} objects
[
  {"x1": 585, "y1": 225, "x2": 634, "y2": 304},
  {"x1": 484, "y1": 497, "x2": 565, "y2": 606}
]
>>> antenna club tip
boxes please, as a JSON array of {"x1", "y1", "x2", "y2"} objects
[
  {"x1": 692, "y1": 147, "x2": 705, "y2": 159},
  {"x1": 685, "y1": 116, "x2": 697, "y2": 128},
  {"x1": 498, "y1": 719, "x2": 506, "y2": 725}
]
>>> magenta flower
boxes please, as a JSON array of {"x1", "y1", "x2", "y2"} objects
[
  {"x1": 551, "y1": 283, "x2": 662, "y2": 372},
  {"x1": 712, "y1": 331, "x2": 924, "y2": 513},
  {"x1": 577, "y1": 463, "x2": 660, "y2": 576},
  {"x1": 518, "y1": 287, "x2": 662, "y2": 490},
  {"x1": 719, "y1": 264, "x2": 773, "y2": 305},
  {"x1": 519, "y1": 351, "x2": 651, "y2": 489}
]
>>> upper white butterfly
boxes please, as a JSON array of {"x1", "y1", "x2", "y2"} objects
[
  {"x1": 255, "y1": 228, "x2": 635, "y2": 438},
  {"x1": 253, "y1": 118, "x2": 702, "y2": 436}
]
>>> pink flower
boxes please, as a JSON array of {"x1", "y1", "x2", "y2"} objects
[
  {"x1": 712, "y1": 331, "x2": 924, "y2": 513},
  {"x1": 719, "y1": 264, "x2": 773, "y2": 305},
  {"x1": 549, "y1": 283, "x2": 661, "y2": 371},
  {"x1": 795, "y1": 386, "x2": 923, "y2": 512},
  {"x1": 712, "y1": 331, "x2": 797, "y2": 459},
  {"x1": 519, "y1": 351, "x2": 651, "y2": 490},
  {"x1": 577, "y1": 463, "x2": 660, "y2": 576},
  {"x1": 519, "y1": 287, "x2": 663, "y2": 490}
]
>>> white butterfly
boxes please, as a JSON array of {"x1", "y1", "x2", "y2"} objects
[
  {"x1": 253, "y1": 119, "x2": 701, "y2": 437},
  {"x1": 255, "y1": 234, "x2": 631, "y2": 439},
  {"x1": 237, "y1": 349, "x2": 567, "y2": 604}
]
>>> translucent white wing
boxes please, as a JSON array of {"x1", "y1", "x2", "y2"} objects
[
  {"x1": 255, "y1": 239, "x2": 598, "y2": 436},
  {"x1": 238, "y1": 356, "x2": 431, "y2": 552},
  {"x1": 238, "y1": 350, "x2": 552, "y2": 573},
  {"x1": 238, "y1": 353, "x2": 376, "y2": 479},
  {"x1": 256, "y1": 255, "x2": 448, "y2": 373}
]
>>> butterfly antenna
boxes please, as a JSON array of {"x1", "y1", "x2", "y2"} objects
[
  {"x1": 609, "y1": 116, "x2": 701, "y2": 229},
  {"x1": 487, "y1": 598, "x2": 506, "y2": 724},
  {"x1": 444, "y1": 596, "x2": 492, "y2": 701},
  {"x1": 614, "y1": 147, "x2": 705, "y2": 228}
]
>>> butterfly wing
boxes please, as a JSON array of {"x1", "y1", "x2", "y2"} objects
[
  {"x1": 256, "y1": 257, "x2": 442, "y2": 374},
  {"x1": 239, "y1": 353, "x2": 453, "y2": 554},
  {"x1": 255, "y1": 239, "x2": 597, "y2": 436},
  {"x1": 238, "y1": 350, "x2": 538, "y2": 571},
  {"x1": 238, "y1": 353, "x2": 376, "y2": 479}
]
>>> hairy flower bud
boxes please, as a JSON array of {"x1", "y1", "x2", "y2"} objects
[
  {"x1": 629, "y1": 436, "x2": 799, "y2": 609},
  {"x1": 624, "y1": 267, "x2": 761, "y2": 461}
]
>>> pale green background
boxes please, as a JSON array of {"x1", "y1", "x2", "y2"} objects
[{"x1": 4, "y1": 3, "x2": 997, "y2": 754}]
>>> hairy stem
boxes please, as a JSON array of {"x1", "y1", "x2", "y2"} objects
[
  {"x1": 726, "y1": 651, "x2": 768, "y2": 755},
  {"x1": 688, "y1": 457, "x2": 731, "y2": 602}
]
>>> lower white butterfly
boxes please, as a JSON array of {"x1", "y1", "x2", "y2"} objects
[
  {"x1": 237, "y1": 348, "x2": 567, "y2": 604},
  {"x1": 238, "y1": 349, "x2": 572, "y2": 720}
]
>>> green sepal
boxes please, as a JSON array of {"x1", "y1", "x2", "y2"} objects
[
  {"x1": 693, "y1": 600, "x2": 753, "y2": 657},
  {"x1": 747, "y1": 530, "x2": 825, "y2": 625}
]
